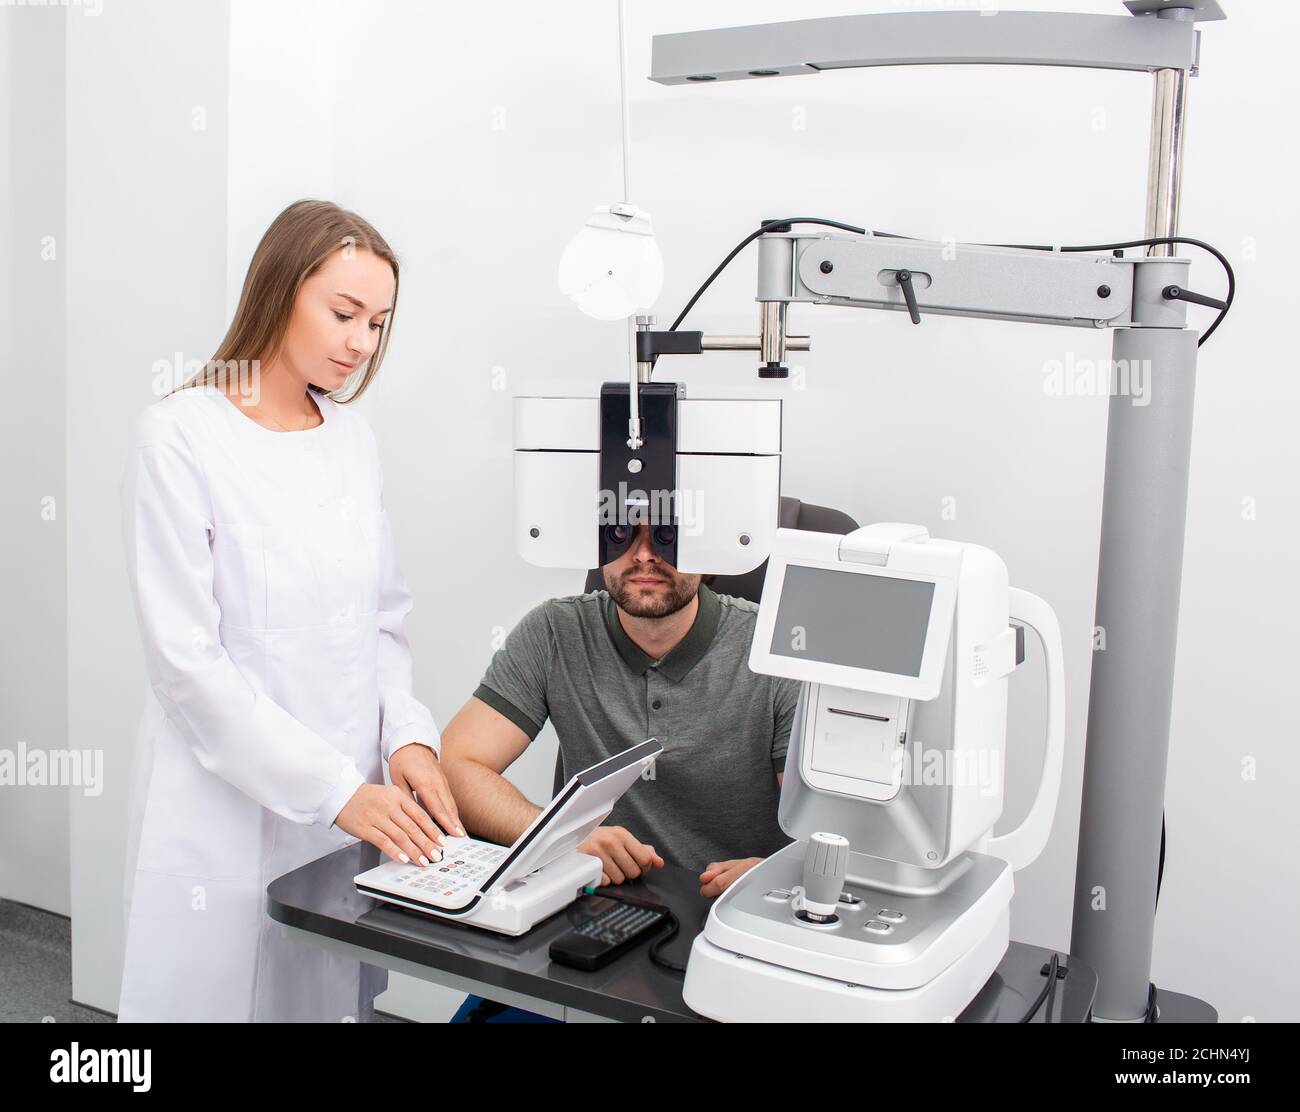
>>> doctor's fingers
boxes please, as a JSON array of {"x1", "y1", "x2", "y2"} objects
[
  {"x1": 404, "y1": 772, "x2": 465, "y2": 839},
  {"x1": 366, "y1": 825, "x2": 419, "y2": 867},
  {"x1": 376, "y1": 816, "x2": 436, "y2": 868},
  {"x1": 398, "y1": 793, "x2": 449, "y2": 850},
  {"x1": 388, "y1": 805, "x2": 442, "y2": 863}
]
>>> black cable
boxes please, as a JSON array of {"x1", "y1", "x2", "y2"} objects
[
  {"x1": 1044, "y1": 953, "x2": 1059, "y2": 1024},
  {"x1": 590, "y1": 885, "x2": 701, "y2": 974},
  {"x1": 1019, "y1": 952, "x2": 1061, "y2": 1023},
  {"x1": 647, "y1": 908, "x2": 686, "y2": 974},
  {"x1": 986, "y1": 235, "x2": 1234, "y2": 346},
  {"x1": 666, "y1": 216, "x2": 866, "y2": 334},
  {"x1": 1156, "y1": 813, "x2": 1166, "y2": 909}
]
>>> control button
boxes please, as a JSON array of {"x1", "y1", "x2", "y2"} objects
[
  {"x1": 764, "y1": 889, "x2": 794, "y2": 902},
  {"x1": 877, "y1": 909, "x2": 906, "y2": 923},
  {"x1": 864, "y1": 920, "x2": 893, "y2": 934},
  {"x1": 837, "y1": 893, "x2": 863, "y2": 906}
]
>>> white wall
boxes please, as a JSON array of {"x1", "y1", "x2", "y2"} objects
[
  {"x1": 0, "y1": 7, "x2": 70, "y2": 916},
  {"x1": 47, "y1": 0, "x2": 1299, "y2": 1021},
  {"x1": 64, "y1": 0, "x2": 230, "y2": 1011}
]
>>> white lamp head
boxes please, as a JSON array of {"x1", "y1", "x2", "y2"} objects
[{"x1": 558, "y1": 202, "x2": 664, "y2": 320}]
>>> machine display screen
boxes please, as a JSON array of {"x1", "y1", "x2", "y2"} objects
[{"x1": 768, "y1": 565, "x2": 935, "y2": 677}]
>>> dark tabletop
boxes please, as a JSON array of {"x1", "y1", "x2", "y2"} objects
[{"x1": 268, "y1": 842, "x2": 1096, "y2": 1023}]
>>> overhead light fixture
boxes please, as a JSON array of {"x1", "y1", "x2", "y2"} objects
[
  {"x1": 558, "y1": 202, "x2": 664, "y2": 321},
  {"x1": 558, "y1": 0, "x2": 663, "y2": 323}
]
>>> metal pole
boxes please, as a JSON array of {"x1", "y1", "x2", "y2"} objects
[
  {"x1": 1144, "y1": 65, "x2": 1189, "y2": 255},
  {"x1": 1071, "y1": 16, "x2": 1199, "y2": 1018},
  {"x1": 1071, "y1": 326, "x2": 1198, "y2": 1021}
]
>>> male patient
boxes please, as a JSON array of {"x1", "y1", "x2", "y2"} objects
[{"x1": 439, "y1": 521, "x2": 798, "y2": 1020}]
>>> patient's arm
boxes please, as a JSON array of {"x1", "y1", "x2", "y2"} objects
[{"x1": 439, "y1": 696, "x2": 544, "y2": 846}]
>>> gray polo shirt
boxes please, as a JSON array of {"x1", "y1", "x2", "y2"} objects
[{"x1": 473, "y1": 586, "x2": 798, "y2": 869}]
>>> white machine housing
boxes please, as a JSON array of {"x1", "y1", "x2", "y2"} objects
[
  {"x1": 683, "y1": 524, "x2": 1065, "y2": 1021},
  {"x1": 513, "y1": 390, "x2": 782, "y2": 574},
  {"x1": 752, "y1": 523, "x2": 1034, "y2": 868}
]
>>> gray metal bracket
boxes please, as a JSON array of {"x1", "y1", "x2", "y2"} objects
[
  {"x1": 650, "y1": 9, "x2": 1201, "y2": 85},
  {"x1": 753, "y1": 232, "x2": 1193, "y2": 331}
]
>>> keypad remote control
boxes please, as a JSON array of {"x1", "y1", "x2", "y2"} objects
[{"x1": 549, "y1": 896, "x2": 670, "y2": 971}]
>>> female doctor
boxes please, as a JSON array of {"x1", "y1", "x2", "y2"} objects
[{"x1": 118, "y1": 200, "x2": 463, "y2": 1022}]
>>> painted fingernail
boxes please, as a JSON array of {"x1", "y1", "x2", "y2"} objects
[
  {"x1": 419, "y1": 855, "x2": 430, "y2": 867},
  {"x1": 398, "y1": 852, "x2": 410, "y2": 864},
  {"x1": 436, "y1": 833, "x2": 447, "y2": 845}
]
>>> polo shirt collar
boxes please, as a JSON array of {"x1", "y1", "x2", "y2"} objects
[{"x1": 604, "y1": 584, "x2": 721, "y2": 682}]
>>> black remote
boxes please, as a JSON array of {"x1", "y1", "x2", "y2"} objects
[{"x1": 549, "y1": 896, "x2": 669, "y2": 971}]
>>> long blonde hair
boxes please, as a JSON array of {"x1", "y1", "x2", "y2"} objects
[{"x1": 177, "y1": 199, "x2": 399, "y2": 403}]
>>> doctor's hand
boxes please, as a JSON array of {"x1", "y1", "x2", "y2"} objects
[
  {"x1": 699, "y1": 857, "x2": 763, "y2": 898},
  {"x1": 387, "y1": 744, "x2": 466, "y2": 840},
  {"x1": 578, "y1": 826, "x2": 665, "y2": 887},
  {"x1": 335, "y1": 784, "x2": 447, "y2": 868}
]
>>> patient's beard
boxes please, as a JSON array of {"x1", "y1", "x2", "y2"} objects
[{"x1": 605, "y1": 569, "x2": 700, "y2": 619}]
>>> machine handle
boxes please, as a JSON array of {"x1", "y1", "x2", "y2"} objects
[
  {"x1": 1162, "y1": 283, "x2": 1228, "y2": 311},
  {"x1": 983, "y1": 588, "x2": 1065, "y2": 872},
  {"x1": 895, "y1": 269, "x2": 922, "y2": 324}
]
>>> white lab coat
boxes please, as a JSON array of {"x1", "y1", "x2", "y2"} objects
[{"x1": 117, "y1": 384, "x2": 439, "y2": 1022}]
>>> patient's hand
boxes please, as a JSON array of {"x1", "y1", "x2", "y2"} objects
[
  {"x1": 699, "y1": 857, "x2": 763, "y2": 898},
  {"x1": 578, "y1": 825, "x2": 665, "y2": 886}
]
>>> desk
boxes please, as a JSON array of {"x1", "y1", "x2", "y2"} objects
[{"x1": 268, "y1": 843, "x2": 1097, "y2": 1022}]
